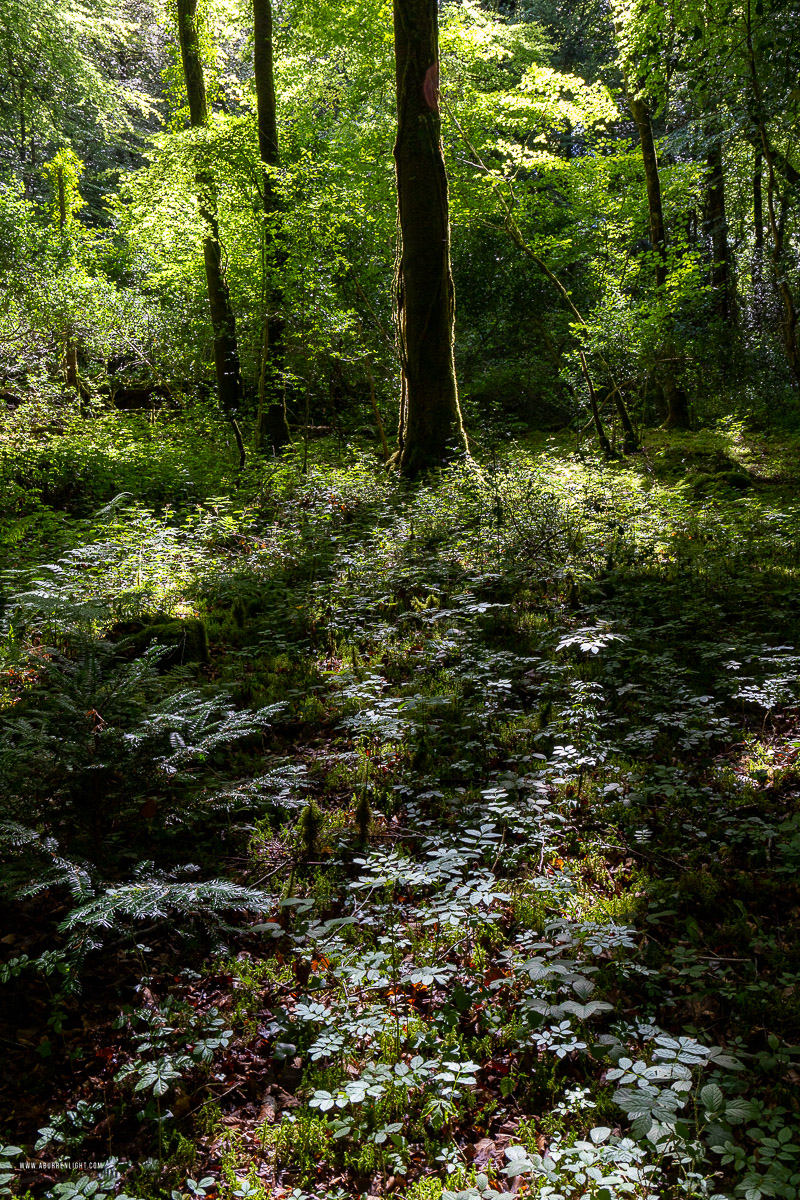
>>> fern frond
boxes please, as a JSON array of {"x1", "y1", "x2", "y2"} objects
[
  {"x1": 61, "y1": 879, "x2": 275, "y2": 932},
  {"x1": 0, "y1": 822, "x2": 95, "y2": 901},
  {"x1": 207, "y1": 763, "x2": 308, "y2": 811}
]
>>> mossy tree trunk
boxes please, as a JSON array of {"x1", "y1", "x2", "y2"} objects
[
  {"x1": 628, "y1": 97, "x2": 668, "y2": 292},
  {"x1": 745, "y1": 0, "x2": 800, "y2": 385},
  {"x1": 627, "y1": 96, "x2": 690, "y2": 430},
  {"x1": 55, "y1": 166, "x2": 81, "y2": 393},
  {"x1": 753, "y1": 146, "x2": 764, "y2": 251},
  {"x1": 392, "y1": 0, "x2": 468, "y2": 477},
  {"x1": 253, "y1": 0, "x2": 290, "y2": 455},
  {"x1": 176, "y1": 0, "x2": 246, "y2": 467},
  {"x1": 704, "y1": 139, "x2": 734, "y2": 324}
]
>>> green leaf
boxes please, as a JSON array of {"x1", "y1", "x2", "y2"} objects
[
  {"x1": 710, "y1": 1052, "x2": 745, "y2": 1070},
  {"x1": 700, "y1": 1084, "x2": 725, "y2": 1113},
  {"x1": 725, "y1": 1099, "x2": 756, "y2": 1124},
  {"x1": 590, "y1": 1126, "x2": 611, "y2": 1143}
]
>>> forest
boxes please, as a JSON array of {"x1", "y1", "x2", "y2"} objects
[{"x1": 0, "y1": 0, "x2": 799, "y2": 1196}]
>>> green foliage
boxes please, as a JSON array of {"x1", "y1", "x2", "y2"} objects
[
  {"x1": 297, "y1": 799, "x2": 323, "y2": 861},
  {"x1": 2, "y1": 418, "x2": 800, "y2": 1195},
  {"x1": 2, "y1": 0, "x2": 800, "y2": 1189}
]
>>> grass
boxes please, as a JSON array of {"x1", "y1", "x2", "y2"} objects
[{"x1": 1, "y1": 400, "x2": 800, "y2": 1200}]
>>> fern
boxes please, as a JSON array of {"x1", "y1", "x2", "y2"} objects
[
  {"x1": 0, "y1": 639, "x2": 279, "y2": 843},
  {"x1": 0, "y1": 822, "x2": 94, "y2": 902},
  {"x1": 60, "y1": 876, "x2": 274, "y2": 931},
  {"x1": 0, "y1": 636, "x2": 284, "y2": 992},
  {"x1": 207, "y1": 763, "x2": 308, "y2": 812}
]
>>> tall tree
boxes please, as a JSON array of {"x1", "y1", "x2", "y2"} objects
[
  {"x1": 613, "y1": 3, "x2": 691, "y2": 429},
  {"x1": 703, "y1": 136, "x2": 734, "y2": 323},
  {"x1": 744, "y1": 0, "x2": 800, "y2": 383},
  {"x1": 43, "y1": 149, "x2": 84, "y2": 392},
  {"x1": 392, "y1": 0, "x2": 468, "y2": 477},
  {"x1": 176, "y1": 0, "x2": 246, "y2": 466},
  {"x1": 253, "y1": 0, "x2": 290, "y2": 455},
  {"x1": 753, "y1": 146, "x2": 764, "y2": 252},
  {"x1": 626, "y1": 94, "x2": 691, "y2": 428}
]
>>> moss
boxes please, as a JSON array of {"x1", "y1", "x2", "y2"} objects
[
  {"x1": 354, "y1": 790, "x2": 372, "y2": 844},
  {"x1": 109, "y1": 614, "x2": 210, "y2": 668},
  {"x1": 713, "y1": 468, "x2": 752, "y2": 489},
  {"x1": 298, "y1": 799, "x2": 323, "y2": 860}
]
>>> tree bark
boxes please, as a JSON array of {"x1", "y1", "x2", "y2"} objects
[
  {"x1": 754, "y1": 148, "x2": 764, "y2": 250},
  {"x1": 627, "y1": 94, "x2": 690, "y2": 428},
  {"x1": 704, "y1": 139, "x2": 734, "y2": 323},
  {"x1": 176, "y1": 0, "x2": 246, "y2": 467},
  {"x1": 392, "y1": 0, "x2": 468, "y2": 477},
  {"x1": 253, "y1": 0, "x2": 290, "y2": 454},
  {"x1": 55, "y1": 165, "x2": 80, "y2": 394},
  {"x1": 628, "y1": 97, "x2": 668, "y2": 290},
  {"x1": 745, "y1": 0, "x2": 800, "y2": 383},
  {"x1": 253, "y1": 0, "x2": 279, "y2": 184}
]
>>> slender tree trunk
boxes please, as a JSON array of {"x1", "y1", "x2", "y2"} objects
[
  {"x1": 253, "y1": 0, "x2": 290, "y2": 454},
  {"x1": 752, "y1": 146, "x2": 764, "y2": 329},
  {"x1": 253, "y1": 0, "x2": 279, "y2": 181},
  {"x1": 705, "y1": 139, "x2": 734, "y2": 324},
  {"x1": 754, "y1": 148, "x2": 764, "y2": 250},
  {"x1": 391, "y1": 0, "x2": 468, "y2": 477},
  {"x1": 627, "y1": 95, "x2": 690, "y2": 428},
  {"x1": 579, "y1": 350, "x2": 612, "y2": 455},
  {"x1": 766, "y1": 164, "x2": 800, "y2": 380},
  {"x1": 65, "y1": 342, "x2": 79, "y2": 391},
  {"x1": 19, "y1": 77, "x2": 25, "y2": 163},
  {"x1": 55, "y1": 166, "x2": 80, "y2": 393},
  {"x1": 628, "y1": 97, "x2": 668, "y2": 291},
  {"x1": 176, "y1": 0, "x2": 246, "y2": 466},
  {"x1": 745, "y1": 0, "x2": 800, "y2": 383}
]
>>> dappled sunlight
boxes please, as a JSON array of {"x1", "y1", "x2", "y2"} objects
[
  {"x1": 3, "y1": 422, "x2": 800, "y2": 1196},
  {"x1": 1, "y1": 0, "x2": 799, "y2": 1190}
]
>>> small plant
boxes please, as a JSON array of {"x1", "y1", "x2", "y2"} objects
[{"x1": 298, "y1": 800, "x2": 323, "y2": 861}]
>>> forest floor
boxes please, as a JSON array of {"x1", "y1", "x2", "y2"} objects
[{"x1": 1, "y1": 404, "x2": 800, "y2": 1200}]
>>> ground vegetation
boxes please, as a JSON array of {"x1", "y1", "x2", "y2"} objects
[{"x1": 1, "y1": 1, "x2": 800, "y2": 1198}]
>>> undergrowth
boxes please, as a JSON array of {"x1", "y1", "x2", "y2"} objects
[{"x1": 1, "y1": 404, "x2": 800, "y2": 1200}]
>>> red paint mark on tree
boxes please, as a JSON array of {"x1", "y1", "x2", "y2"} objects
[{"x1": 423, "y1": 60, "x2": 439, "y2": 111}]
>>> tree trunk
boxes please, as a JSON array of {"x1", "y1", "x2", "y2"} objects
[
  {"x1": 253, "y1": 0, "x2": 279, "y2": 185},
  {"x1": 745, "y1": 0, "x2": 800, "y2": 383},
  {"x1": 766, "y1": 164, "x2": 800, "y2": 381},
  {"x1": 754, "y1": 148, "x2": 764, "y2": 250},
  {"x1": 19, "y1": 77, "x2": 26, "y2": 163},
  {"x1": 704, "y1": 139, "x2": 734, "y2": 323},
  {"x1": 253, "y1": 0, "x2": 290, "y2": 455},
  {"x1": 628, "y1": 97, "x2": 668, "y2": 290},
  {"x1": 392, "y1": 0, "x2": 468, "y2": 477},
  {"x1": 176, "y1": 0, "x2": 246, "y2": 467},
  {"x1": 627, "y1": 94, "x2": 690, "y2": 428},
  {"x1": 55, "y1": 165, "x2": 81, "y2": 394}
]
